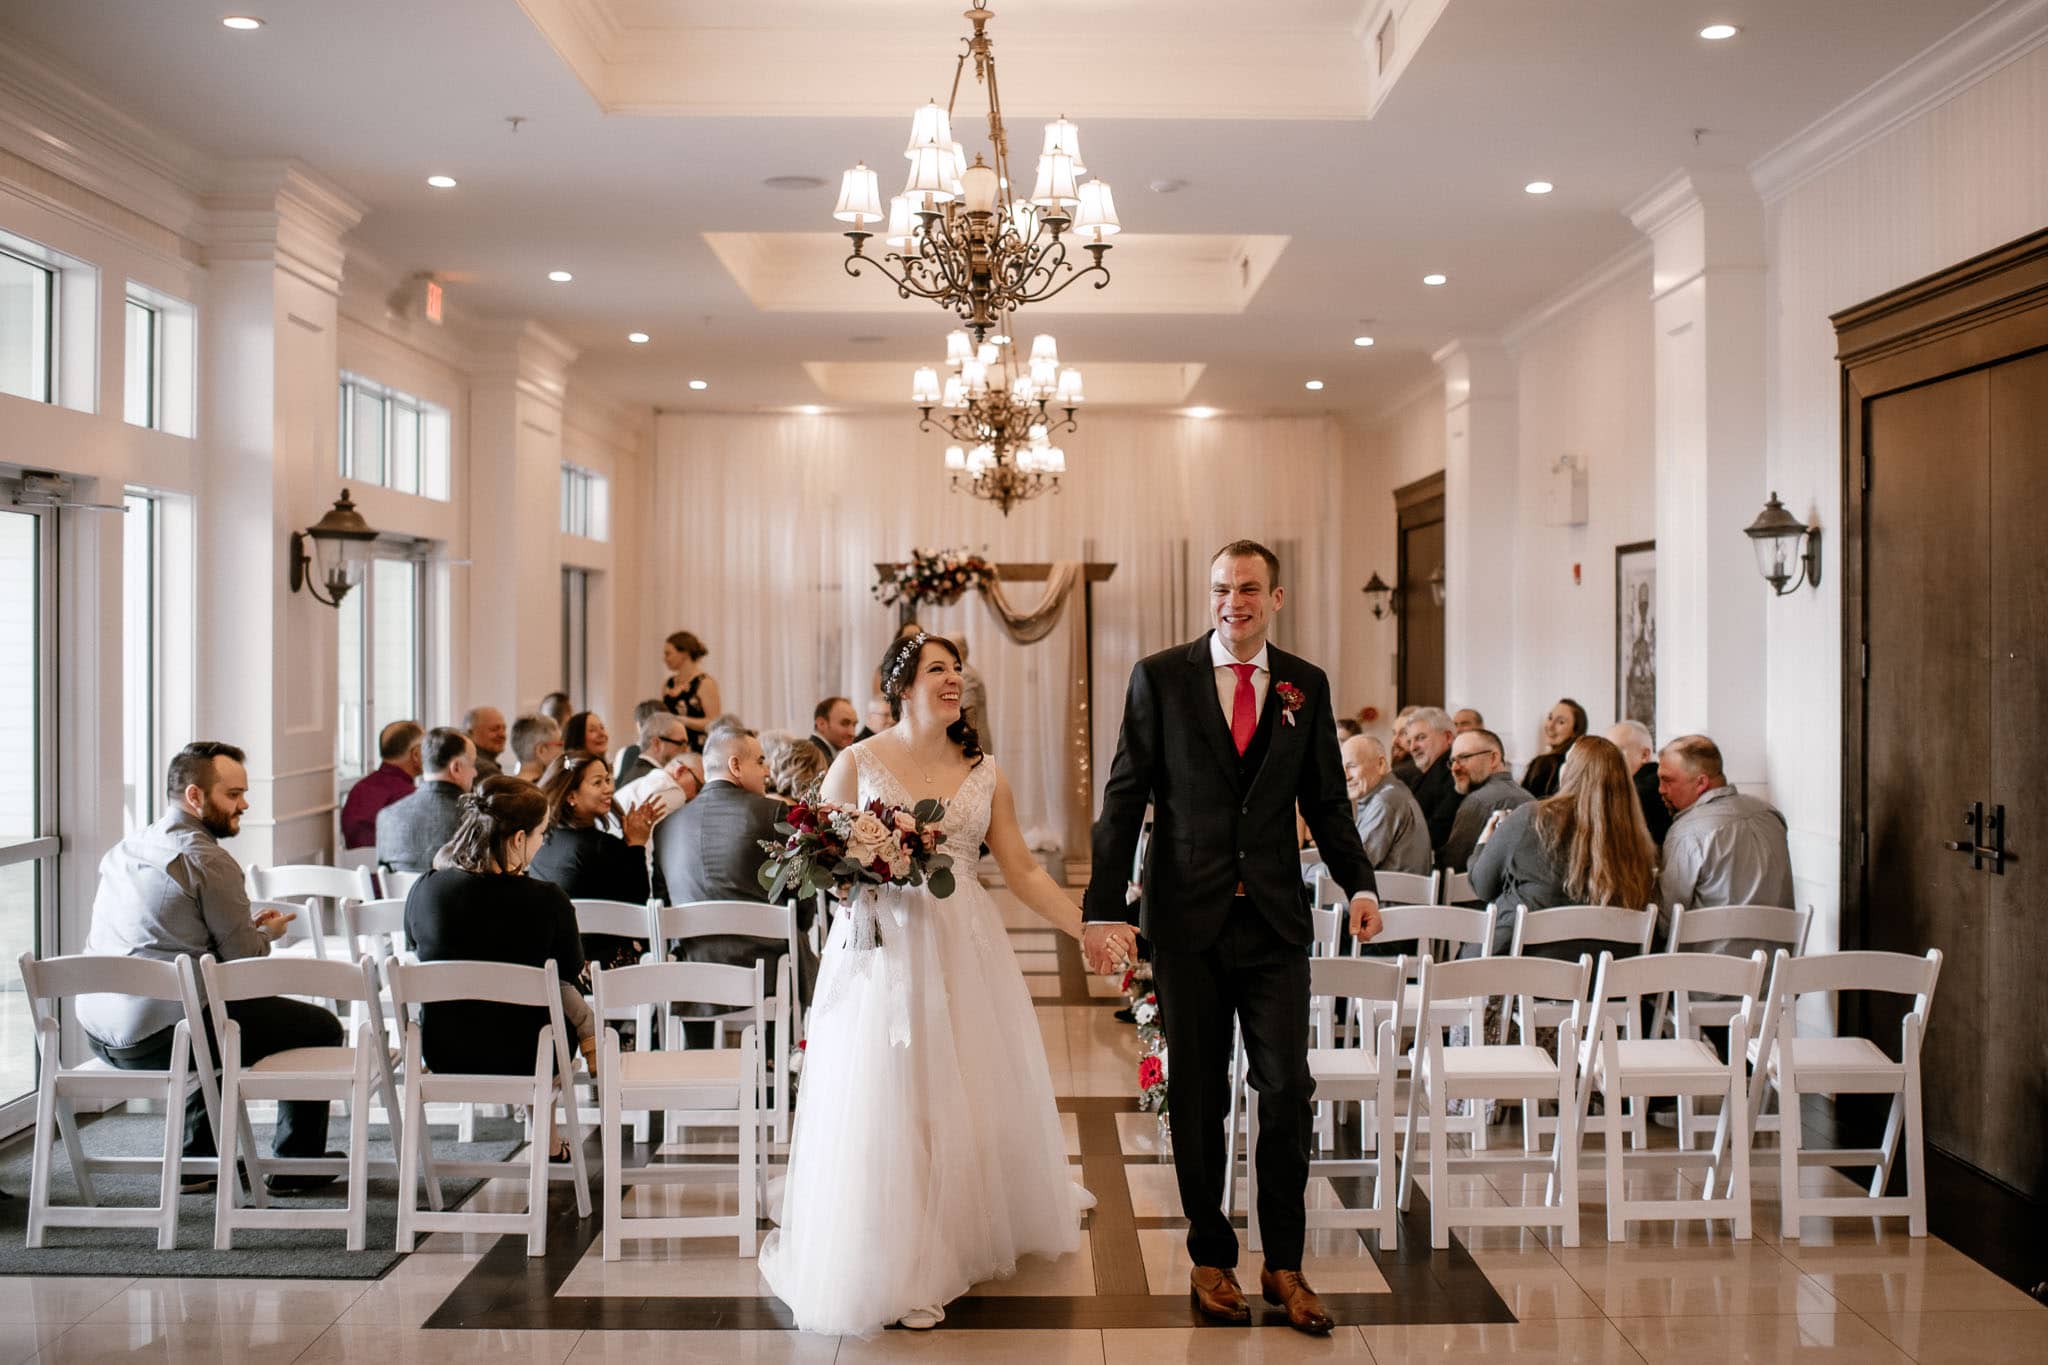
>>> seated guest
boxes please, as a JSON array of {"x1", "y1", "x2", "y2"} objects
[
  {"x1": 617, "y1": 711, "x2": 690, "y2": 788},
  {"x1": 1403, "y1": 707, "x2": 1463, "y2": 850},
  {"x1": 809, "y1": 696, "x2": 858, "y2": 764},
  {"x1": 82, "y1": 742, "x2": 343, "y2": 1191},
  {"x1": 654, "y1": 723, "x2": 815, "y2": 1004},
  {"x1": 562, "y1": 710, "x2": 610, "y2": 763},
  {"x1": 510, "y1": 713, "x2": 564, "y2": 783},
  {"x1": 1335, "y1": 716, "x2": 1363, "y2": 742},
  {"x1": 339, "y1": 719, "x2": 421, "y2": 848},
  {"x1": 1452, "y1": 707, "x2": 1483, "y2": 733},
  {"x1": 1657, "y1": 734, "x2": 1794, "y2": 923},
  {"x1": 1389, "y1": 706, "x2": 1421, "y2": 788},
  {"x1": 855, "y1": 694, "x2": 891, "y2": 742},
  {"x1": 1439, "y1": 727, "x2": 1534, "y2": 872},
  {"x1": 465, "y1": 706, "x2": 508, "y2": 781},
  {"x1": 376, "y1": 727, "x2": 476, "y2": 872},
  {"x1": 770, "y1": 732, "x2": 829, "y2": 801},
  {"x1": 1471, "y1": 735, "x2": 1656, "y2": 956},
  {"x1": 538, "y1": 691, "x2": 574, "y2": 730},
  {"x1": 530, "y1": 753, "x2": 660, "y2": 980},
  {"x1": 1341, "y1": 734, "x2": 1432, "y2": 877},
  {"x1": 1520, "y1": 697, "x2": 1589, "y2": 799},
  {"x1": 406, "y1": 777, "x2": 593, "y2": 1143},
  {"x1": 1605, "y1": 719, "x2": 1672, "y2": 846},
  {"x1": 610, "y1": 698, "x2": 670, "y2": 784},
  {"x1": 619, "y1": 752, "x2": 703, "y2": 825}
]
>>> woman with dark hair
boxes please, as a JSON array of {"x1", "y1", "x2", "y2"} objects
[
  {"x1": 528, "y1": 753, "x2": 658, "y2": 982},
  {"x1": 1519, "y1": 697, "x2": 1589, "y2": 799},
  {"x1": 760, "y1": 632, "x2": 1087, "y2": 1334},
  {"x1": 1471, "y1": 735, "x2": 1657, "y2": 956},
  {"x1": 405, "y1": 777, "x2": 592, "y2": 1148},
  {"x1": 561, "y1": 710, "x2": 610, "y2": 762},
  {"x1": 660, "y1": 631, "x2": 721, "y2": 754}
]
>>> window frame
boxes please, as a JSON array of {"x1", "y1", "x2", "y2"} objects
[
  {"x1": 559, "y1": 463, "x2": 609, "y2": 541},
  {"x1": 0, "y1": 245, "x2": 56, "y2": 407},
  {"x1": 336, "y1": 541, "x2": 431, "y2": 785},
  {"x1": 561, "y1": 566, "x2": 591, "y2": 704},
  {"x1": 336, "y1": 373, "x2": 450, "y2": 502},
  {"x1": 122, "y1": 297, "x2": 158, "y2": 429}
]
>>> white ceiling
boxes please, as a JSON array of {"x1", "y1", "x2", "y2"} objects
[{"x1": 0, "y1": 0, "x2": 1996, "y2": 417}]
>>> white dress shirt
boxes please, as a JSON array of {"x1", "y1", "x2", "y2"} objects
[{"x1": 1208, "y1": 632, "x2": 1271, "y2": 730}]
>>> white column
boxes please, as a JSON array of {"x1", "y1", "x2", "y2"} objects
[
  {"x1": 198, "y1": 163, "x2": 365, "y2": 866},
  {"x1": 1434, "y1": 339, "x2": 1518, "y2": 730},
  {"x1": 1627, "y1": 171, "x2": 1768, "y2": 788}
]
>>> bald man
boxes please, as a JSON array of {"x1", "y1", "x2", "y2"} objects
[
  {"x1": 1605, "y1": 719, "x2": 1670, "y2": 846},
  {"x1": 1342, "y1": 734, "x2": 1433, "y2": 878}
]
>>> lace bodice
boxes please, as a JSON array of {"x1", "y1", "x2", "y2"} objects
[{"x1": 852, "y1": 745, "x2": 995, "y2": 862}]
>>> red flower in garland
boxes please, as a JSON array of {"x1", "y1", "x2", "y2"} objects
[{"x1": 1138, "y1": 1055, "x2": 1165, "y2": 1091}]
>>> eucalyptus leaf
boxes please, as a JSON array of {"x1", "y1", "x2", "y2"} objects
[{"x1": 927, "y1": 866, "x2": 956, "y2": 899}]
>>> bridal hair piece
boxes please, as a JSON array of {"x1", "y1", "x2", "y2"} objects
[
  {"x1": 876, "y1": 632, "x2": 984, "y2": 762},
  {"x1": 883, "y1": 631, "x2": 931, "y2": 696}
]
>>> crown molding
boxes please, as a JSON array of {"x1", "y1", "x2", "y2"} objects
[
  {"x1": 1750, "y1": 0, "x2": 2048, "y2": 204},
  {"x1": 1500, "y1": 241, "x2": 1651, "y2": 350},
  {"x1": 203, "y1": 161, "x2": 367, "y2": 296},
  {"x1": 472, "y1": 319, "x2": 581, "y2": 411}
]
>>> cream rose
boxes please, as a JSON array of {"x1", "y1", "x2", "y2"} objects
[{"x1": 846, "y1": 810, "x2": 893, "y2": 864}]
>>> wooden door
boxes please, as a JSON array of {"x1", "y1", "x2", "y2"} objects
[{"x1": 1395, "y1": 472, "x2": 1445, "y2": 707}]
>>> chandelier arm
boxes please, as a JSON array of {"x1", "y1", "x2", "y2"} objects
[
  {"x1": 1018, "y1": 258, "x2": 1112, "y2": 305},
  {"x1": 856, "y1": 249, "x2": 946, "y2": 303}
]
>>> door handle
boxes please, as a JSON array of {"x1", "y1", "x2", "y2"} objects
[
  {"x1": 1985, "y1": 804, "x2": 2019, "y2": 875},
  {"x1": 1941, "y1": 802, "x2": 1986, "y2": 871}
]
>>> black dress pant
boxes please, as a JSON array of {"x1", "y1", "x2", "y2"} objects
[
  {"x1": 1151, "y1": 900, "x2": 1315, "y2": 1271},
  {"x1": 89, "y1": 995, "x2": 343, "y2": 1158}
]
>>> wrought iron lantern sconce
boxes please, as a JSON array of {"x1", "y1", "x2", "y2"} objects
[
  {"x1": 289, "y1": 489, "x2": 379, "y2": 607},
  {"x1": 1361, "y1": 572, "x2": 1397, "y2": 619},
  {"x1": 1743, "y1": 491, "x2": 1821, "y2": 596},
  {"x1": 1427, "y1": 564, "x2": 1446, "y2": 607}
]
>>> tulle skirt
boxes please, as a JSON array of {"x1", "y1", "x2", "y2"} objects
[{"x1": 758, "y1": 877, "x2": 1081, "y2": 1335}]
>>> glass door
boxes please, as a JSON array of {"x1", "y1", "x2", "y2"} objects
[{"x1": 0, "y1": 505, "x2": 57, "y2": 1125}]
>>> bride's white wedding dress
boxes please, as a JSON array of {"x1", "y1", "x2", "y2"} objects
[{"x1": 759, "y1": 747, "x2": 1081, "y2": 1334}]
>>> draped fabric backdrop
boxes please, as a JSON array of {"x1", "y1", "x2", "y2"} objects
[{"x1": 648, "y1": 412, "x2": 1347, "y2": 846}]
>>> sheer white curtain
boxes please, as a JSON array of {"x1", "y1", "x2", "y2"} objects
[{"x1": 648, "y1": 411, "x2": 1347, "y2": 842}]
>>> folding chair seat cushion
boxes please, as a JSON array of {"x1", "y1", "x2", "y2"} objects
[
  {"x1": 1749, "y1": 1035, "x2": 1901, "y2": 1082},
  {"x1": 1438, "y1": 1044, "x2": 1557, "y2": 1084},
  {"x1": 617, "y1": 1048, "x2": 751, "y2": 1086},
  {"x1": 248, "y1": 1046, "x2": 360, "y2": 1075},
  {"x1": 1592, "y1": 1038, "x2": 1728, "y2": 1088}
]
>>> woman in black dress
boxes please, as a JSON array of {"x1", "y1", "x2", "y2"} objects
[
  {"x1": 660, "y1": 631, "x2": 720, "y2": 754},
  {"x1": 1519, "y1": 697, "x2": 1588, "y2": 799},
  {"x1": 529, "y1": 752, "x2": 660, "y2": 986}
]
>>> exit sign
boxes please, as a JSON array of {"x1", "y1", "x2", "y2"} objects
[{"x1": 423, "y1": 278, "x2": 444, "y2": 325}]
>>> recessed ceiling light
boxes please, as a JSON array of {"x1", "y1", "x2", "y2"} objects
[
  {"x1": 1304, "y1": 380, "x2": 1325, "y2": 392},
  {"x1": 1423, "y1": 273, "x2": 1448, "y2": 286},
  {"x1": 1524, "y1": 180, "x2": 1554, "y2": 195},
  {"x1": 425, "y1": 174, "x2": 458, "y2": 189},
  {"x1": 1185, "y1": 406, "x2": 1218, "y2": 419},
  {"x1": 798, "y1": 405, "x2": 824, "y2": 415},
  {"x1": 221, "y1": 16, "x2": 264, "y2": 30},
  {"x1": 547, "y1": 270, "x2": 573, "y2": 283},
  {"x1": 1699, "y1": 23, "x2": 1739, "y2": 40},
  {"x1": 761, "y1": 175, "x2": 826, "y2": 191},
  {"x1": 688, "y1": 379, "x2": 709, "y2": 391},
  {"x1": 1148, "y1": 178, "x2": 1188, "y2": 194},
  {"x1": 627, "y1": 332, "x2": 649, "y2": 344},
  {"x1": 1353, "y1": 335, "x2": 1375, "y2": 347}
]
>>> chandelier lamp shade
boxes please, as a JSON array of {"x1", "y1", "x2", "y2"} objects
[
  {"x1": 917, "y1": 314, "x2": 1079, "y2": 516},
  {"x1": 832, "y1": 5, "x2": 1120, "y2": 343}
]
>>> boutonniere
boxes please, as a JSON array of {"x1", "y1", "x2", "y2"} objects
[{"x1": 1274, "y1": 681, "x2": 1305, "y2": 727}]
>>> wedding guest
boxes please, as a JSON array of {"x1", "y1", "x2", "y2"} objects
[
  {"x1": 1439, "y1": 727, "x2": 1534, "y2": 872},
  {"x1": 339, "y1": 719, "x2": 421, "y2": 848},
  {"x1": 1341, "y1": 735, "x2": 1432, "y2": 877},
  {"x1": 1471, "y1": 736, "x2": 1656, "y2": 956},
  {"x1": 538, "y1": 691, "x2": 573, "y2": 729},
  {"x1": 1520, "y1": 697, "x2": 1588, "y2": 799},
  {"x1": 1452, "y1": 707, "x2": 1484, "y2": 733},
  {"x1": 510, "y1": 713, "x2": 564, "y2": 783},
  {"x1": 770, "y1": 732, "x2": 829, "y2": 801},
  {"x1": 957, "y1": 637, "x2": 991, "y2": 754},
  {"x1": 1402, "y1": 707, "x2": 1463, "y2": 850},
  {"x1": 617, "y1": 711, "x2": 690, "y2": 788},
  {"x1": 856, "y1": 694, "x2": 892, "y2": 741},
  {"x1": 562, "y1": 711, "x2": 610, "y2": 763},
  {"x1": 530, "y1": 753, "x2": 659, "y2": 981},
  {"x1": 1605, "y1": 719, "x2": 1672, "y2": 846},
  {"x1": 83, "y1": 742, "x2": 345, "y2": 1190},
  {"x1": 1657, "y1": 734, "x2": 1794, "y2": 924},
  {"x1": 809, "y1": 696, "x2": 858, "y2": 765},
  {"x1": 1389, "y1": 706, "x2": 1421, "y2": 788},
  {"x1": 406, "y1": 777, "x2": 593, "y2": 1142},
  {"x1": 1335, "y1": 717, "x2": 1363, "y2": 742},
  {"x1": 465, "y1": 706, "x2": 508, "y2": 781},
  {"x1": 660, "y1": 630, "x2": 721, "y2": 754},
  {"x1": 617, "y1": 752, "x2": 702, "y2": 826},
  {"x1": 609, "y1": 699, "x2": 668, "y2": 783},
  {"x1": 376, "y1": 727, "x2": 476, "y2": 873}
]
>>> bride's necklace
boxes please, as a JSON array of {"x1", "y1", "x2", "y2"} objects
[{"x1": 895, "y1": 729, "x2": 948, "y2": 789}]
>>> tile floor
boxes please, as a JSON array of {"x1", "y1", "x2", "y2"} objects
[{"x1": 1, "y1": 887, "x2": 2041, "y2": 1362}]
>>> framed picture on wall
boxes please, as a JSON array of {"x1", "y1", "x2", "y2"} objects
[{"x1": 1615, "y1": 540, "x2": 1656, "y2": 728}]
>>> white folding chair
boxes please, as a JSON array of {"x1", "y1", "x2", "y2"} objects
[
  {"x1": 1249, "y1": 955, "x2": 1407, "y2": 1251},
  {"x1": 1508, "y1": 904, "x2": 1658, "y2": 1148},
  {"x1": 385, "y1": 958, "x2": 592, "y2": 1255},
  {"x1": 1439, "y1": 870, "x2": 1476, "y2": 905},
  {"x1": 1652, "y1": 903, "x2": 1811, "y2": 1146},
  {"x1": 649, "y1": 900, "x2": 799, "y2": 1145},
  {"x1": 248, "y1": 864, "x2": 375, "y2": 960},
  {"x1": 1399, "y1": 954, "x2": 1590, "y2": 1249},
  {"x1": 200, "y1": 953, "x2": 404, "y2": 1251},
  {"x1": 1743, "y1": 949, "x2": 1942, "y2": 1238},
  {"x1": 593, "y1": 960, "x2": 765, "y2": 1259},
  {"x1": 1373, "y1": 870, "x2": 1439, "y2": 909},
  {"x1": 1580, "y1": 950, "x2": 1766, "y2": 1241},
  {"x1": 568, "y1": 898, "x2": 661, "y2": 1131},
  {"x1": 379, "y1": 869, "x2": 424, "y2": 901},
  {"x1": 335, "y1": 846, "x2": 380, "y2": 879},
  {"x1": 1360, "y1": 904, "x2": 1497, "y2": 1152},
  {"x1": 338, "y1": 898, "x2": 411, "y2": 1044},
  {"x1": 19, "y1": 953, "x2": 241, "y2": 1249},
  {"x1": 1298, "y1": 847, "x2": 1320, "y2": 873}
]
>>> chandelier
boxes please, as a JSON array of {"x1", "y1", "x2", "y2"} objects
[
  {"x1": 831, "y1": 5, "x2": 1120, "y2": 343},
  {"x1": 912, "y1": 319, "x2": 1080, "y2": 515}
]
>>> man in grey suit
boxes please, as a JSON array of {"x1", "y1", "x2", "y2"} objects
[
  {"x1": 654, "y1": 723, "x2": 816, "y2": 1005},
  {"x1": 375, "y1": 727, "x2": 475, "y2": 872}
]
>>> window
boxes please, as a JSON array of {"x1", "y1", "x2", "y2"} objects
[
  {"x1": 0, "y1": 504, "x2": 57, "y2": 1118},
  {"x1": 561, "y1": 567, "x2": 591, "y2": 704},
  {"x1": 123, "y1": 299, "x2": 156, "y2": 428},
  {"x1": 337, "y1": 552, "x2": 425, "y2": 782},
  {"x1": 0, "y1": 249, "x2": 53, "y2": 405},
  {"x1": 124, "y1": 283, "x2": 195, "y2": 436},
  {"x1": 337, "y1": 373, "x2": 450, "y2": 500},
  {"x1": 560, "y1": 464, "x2": 609, "y2": 540},
  {"x1": 122, "y1": 493, "x2": 161, "y2": 833}
]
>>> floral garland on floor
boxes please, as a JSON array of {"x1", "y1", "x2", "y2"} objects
[
  {"x1": 1124, "y1": 963, "x2": 1168, "y2": 1116},
  {"x1": 872, "y1": 547, "x2": 996, "y2": 607}
]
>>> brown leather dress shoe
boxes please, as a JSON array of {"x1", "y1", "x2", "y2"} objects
[
  {"x1": 1189, "y1": 1267, "x2": 1251, "y2": 1323},
  {"x1": 1260, "y1": 1266, "x2": 1335, "y2": 1334}
]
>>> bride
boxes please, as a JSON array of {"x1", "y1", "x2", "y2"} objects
[{"x1": 759, "y1": 631, "x2": 1088, "y2": 1334}]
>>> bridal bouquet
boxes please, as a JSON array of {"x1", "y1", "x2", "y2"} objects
[{"x1": 757, "y1": 797, "x2": 957, "y2": 903}]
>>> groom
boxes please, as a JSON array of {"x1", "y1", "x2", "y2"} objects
[{"x1": 1083, "y1": 540, "x2": 1382, "y2": 1335}]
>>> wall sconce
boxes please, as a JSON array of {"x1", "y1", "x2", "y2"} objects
[
  {"x1": 1361, "y1": 571, "x2": 1397, "y2": 619},
  {"x1": 1428, "y1": 563, "x2": 1446, "y2": 607},
  {"x1": 289, "y1": 489, "x2": 379, "y2": 606},
  {"x1": 1743, "y1": 491, "x2": 1821, "y2": 596}
]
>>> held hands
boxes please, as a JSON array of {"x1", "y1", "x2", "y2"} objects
[
  {"x1": 1348, "y1": 893, "x2": 1383, "y2": 944},
  {"x1": 621, "y1": 797, "x2": 662, "y2": 847},
  {"x1": 252, "y1": 906, "x2": 296, "y2": 942},
  {"x1": 1082, "y1": 922, "x2": 1139, "y2": 975}
]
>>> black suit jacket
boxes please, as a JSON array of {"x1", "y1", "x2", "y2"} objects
[
  {"x1": 806, "y1": 734, "x2": 836, "y2": 766},
  {"x1": 1412, "y1": 758, "x2": 1462, "y2": 850},
  {"x1": 1084, "y1": 633, "x2": 1377, "y2": 952}
]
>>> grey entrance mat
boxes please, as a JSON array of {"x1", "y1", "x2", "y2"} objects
[{"x1": 0, "y1": 1112, "x2": 528, "y2": 1278}]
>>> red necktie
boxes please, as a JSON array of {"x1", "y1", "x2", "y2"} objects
[{"x1": 1228, "y1": 662, "x2": 1257, "y2": 755}]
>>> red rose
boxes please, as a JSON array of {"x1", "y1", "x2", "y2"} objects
[
  {"x1": 1138, "y1": 1055, "x2": 1164, "y2": 1090},
  {"x1": 788, "y1": 803, "x2": 811, "y2": 829}
]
